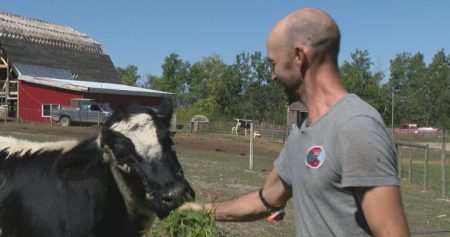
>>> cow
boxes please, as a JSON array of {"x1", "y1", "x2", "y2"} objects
[
  {"x1": 0, "y1": 98, "x2": 194, "y2": 237},
  {"x1": 231, "y1": 119, "x2": 250, "y2": 136}
]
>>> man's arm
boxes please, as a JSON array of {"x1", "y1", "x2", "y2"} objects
[
  {"x1": 356, "y1": 186, "x2": 409, "y2": 237},
  {"x1": 181, "y1": 169, "x2": 292, "y2": 222}
]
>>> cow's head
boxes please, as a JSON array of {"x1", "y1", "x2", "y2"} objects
[{"x1": 100, "y1": 98, "x2": 194, "y2": 218}]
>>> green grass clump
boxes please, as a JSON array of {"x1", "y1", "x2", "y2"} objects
[{"x1": 147, "y1": 209, "x2": 227, "y2": 237}]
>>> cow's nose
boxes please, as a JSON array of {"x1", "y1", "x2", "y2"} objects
[{"x1": 162, "y1": 183, "x2": 195, "y2": 207}]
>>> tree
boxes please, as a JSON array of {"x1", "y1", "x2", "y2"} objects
[
  {"x1": 340, "y1": 49, "x2": 384, "y2": 112},
  {"x1": 427, "y1": 49, "x2": 449, "y2": 129},
  {"x1": 144, "y1": 53, "x2": 190, "y2": 109},
  {"x1": 116, "y1": 65, "x2": 140, "y2": 86},
  {"x1": 233, "y1": 51, "x2": 285, "y2": 123},
  {"x1": 188, "y1": 55, "x2": 230, "y2": 119}
]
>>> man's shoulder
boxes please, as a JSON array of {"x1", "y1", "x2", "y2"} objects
[
  {"x1": 330, "y1": 95, "x2": 387, "y2": 133},
  {"x1": 335, "y1": 94, "x2": 382, "y2": 121}
]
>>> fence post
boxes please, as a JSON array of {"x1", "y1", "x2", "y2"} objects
[
  {"x1": 424, "y1": 146, "x2": 429, "y2": 190},
  {"x1": 249, "y1": 122, "x2": 254, "y2": 170},
  {"x1": 441, "y1": 129, "x2": 448, "y2": 199},
  {"x1": 397, "y1": 144, "x2": 402, "y2": 179},
  {"x1": 408, "y1": 147, "x2": 412, "y2": 183},
  {"x1": 4, "y1": 106, "x2": 6, "y2": 124}
]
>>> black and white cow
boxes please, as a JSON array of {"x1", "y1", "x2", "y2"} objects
[
  {"x1": 231, "y1": 119, "x2": 250, "y2": 136},
  {"x1": 0, "y1": 98, "x2": 194, "y2": 237}
]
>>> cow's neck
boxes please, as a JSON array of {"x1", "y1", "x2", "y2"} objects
[{"x1": 101, "y1": 143, "x2": 156, "y2": 230}]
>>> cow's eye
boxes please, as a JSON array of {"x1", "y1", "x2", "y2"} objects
[
  {"x1": 117, "y1": 163, "x2": 132, "y2": 174},
  {"x1": 177, "y1": 168, "x2": 184, "y2": 176}
]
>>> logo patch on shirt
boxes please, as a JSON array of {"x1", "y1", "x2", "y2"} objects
[{"x1": 305, "y1": 146, "x2": 325, "y2": 169}]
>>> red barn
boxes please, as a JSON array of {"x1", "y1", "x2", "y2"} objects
[{"x1": 0, "y1": 12, "x2": 171, "y2": 123}]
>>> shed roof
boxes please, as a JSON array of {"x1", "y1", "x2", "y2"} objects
[
  {"x1": 19, "y1": 75, "x2": 172, "y2": 98},
  {"x1": 288, "y1": 101, "x2": 307, "y2": 111},
  {"x1": 15, "y1": 63, "x2": 172, "y2": 98}
]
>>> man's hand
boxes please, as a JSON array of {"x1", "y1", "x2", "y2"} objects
[
  {"x1": 178, "y1": 169, "x2": 292, "y2": 222},
  {"x1": 179, "y1": 202, "x2": 213, "y2": 212}
]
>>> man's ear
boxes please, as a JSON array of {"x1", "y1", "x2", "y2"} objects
[
  {"x1": 295, "y1": 47, "x2": 309, "y2": 76},
  {"x1": 295, "y1": 47, "x2": 305, "y2": 65}
]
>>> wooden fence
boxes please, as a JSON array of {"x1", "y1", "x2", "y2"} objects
[{"x1": 396, "y1": 141, "x2": 449, "y2": 199}]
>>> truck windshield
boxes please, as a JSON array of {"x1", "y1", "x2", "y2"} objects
[
  {"x1": 88, "y1": 103, "x2": 111, "y2": 112},
  {"x1": 100, "y1": 103, "x2": 112, "y2": 112}
]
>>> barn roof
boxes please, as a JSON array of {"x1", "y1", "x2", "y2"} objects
[
  {"x1": 0, "y1": 12, "x2": 121, "y2": 84},
  {"x1": 16, "y1": 63, "x2": 172, "y2": 98},
  {"x1": 0, "y1": 12, "x2": 101, "y2": 53}
]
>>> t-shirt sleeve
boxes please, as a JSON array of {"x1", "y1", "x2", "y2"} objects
[
  {"x1": 274, "y1": 146, "x2": 293, "y2": 186},
  {"x1": 336, "y1": 116, "x2": 400, "y2": 188}
]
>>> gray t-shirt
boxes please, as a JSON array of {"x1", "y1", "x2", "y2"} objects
[{"x1": 274, "y1": 94, "x2": 399, "y2": 237}]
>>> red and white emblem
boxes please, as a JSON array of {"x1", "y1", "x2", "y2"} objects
[{"x1": 305, "y1": 146, "x2": 325, "y2": 169}]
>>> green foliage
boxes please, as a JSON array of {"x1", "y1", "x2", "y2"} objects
[
  {"x1": 148, "y1": 210, "x2": 227, "y2": 237},
  {"x1": 387, "y1": 50, "x2": 449, "y2": 128},
  {"x1": 116, "y1": 64, "x2": 140, "y2": 86},
  {"x1": 340, "y1": 49, "x2": 384, "y2": 113},
  {"x1": 147, "y1": 51, "x2": 286, "y2": 124},
  {"x1": 131, "y1": 48, "x2": 448, "y2": 129},
  {"x1": 427, "y1": 50, "x2": 449, "y2": 129},
  {"x1": 235, "y1": 51, "x2": 285, "y2": 123},
  {"x1": 388, "y1": 52, "x2": 428, "y2": 127}
]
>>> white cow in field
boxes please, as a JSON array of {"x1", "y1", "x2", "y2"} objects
[{"x1": 231, "y1": 119, "x2": 250, "y2": 136}]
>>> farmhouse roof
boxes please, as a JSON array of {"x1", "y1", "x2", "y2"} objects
[{"x1": 0, "y1": 12, "x2": 121, "y2": 84}]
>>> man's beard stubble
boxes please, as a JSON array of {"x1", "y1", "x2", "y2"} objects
[{"x1": 284, "y1": 79, "x2": 305, "y2": 105}]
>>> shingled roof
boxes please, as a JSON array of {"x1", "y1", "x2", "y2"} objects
[{"x1": 0, "y1": 12, "x2": 121, "y2": 84}]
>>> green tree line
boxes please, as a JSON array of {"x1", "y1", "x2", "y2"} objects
[{"x1": 117, "y1": 49, "x2": 449, "y2": 129}]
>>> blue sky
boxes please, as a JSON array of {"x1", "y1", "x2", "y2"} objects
[{"x1": 2, "y1": 1, "x2": 449, "y2": 81}]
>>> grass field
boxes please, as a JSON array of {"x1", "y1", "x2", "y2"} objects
[{"x1": 0, "y1": 123, "x2": 449, "y2": 236}]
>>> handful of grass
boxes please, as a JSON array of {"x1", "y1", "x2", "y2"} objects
[{"x1": 147, "y1": 209, "x2": 227, "y2": 237}]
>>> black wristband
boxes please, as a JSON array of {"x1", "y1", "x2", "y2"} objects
[{"x1": 258, "y1": 188, "x2": 285, "y2": 214}]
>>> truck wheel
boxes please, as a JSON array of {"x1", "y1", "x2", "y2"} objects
[{"x1": 60, "y1": 116, "x2": 71, "y2": 126}]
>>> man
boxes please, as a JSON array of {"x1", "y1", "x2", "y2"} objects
[{"x1": 182, "y1": 8, "x2": 409, "y2": 237}]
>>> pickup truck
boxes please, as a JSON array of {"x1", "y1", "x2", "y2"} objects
[
  {"x1": 394, "y1": 123, "x2": 439, "y2": 136},
  {"x1": 51, "y1": 98, "x2": 112, "y2": 126}
]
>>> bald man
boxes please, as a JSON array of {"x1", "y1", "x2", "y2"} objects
[{"x1": 182, "y1": 8, "x2": 409, "y2": 237}]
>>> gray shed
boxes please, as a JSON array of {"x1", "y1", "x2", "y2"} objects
[
  {"x1": 288, "y1": 101, "x2": 308, "y2": 132},
  {"x1": 190, "y1": 115, "x2": 210, "y2": 132}
]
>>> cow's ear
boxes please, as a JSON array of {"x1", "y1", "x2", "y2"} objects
[
  {"x1": 53, "y1": 140, "x2": 103, "y2": 179},
  {"x1": 156, "y1": 97, "x2": 173, "y2": 128}
]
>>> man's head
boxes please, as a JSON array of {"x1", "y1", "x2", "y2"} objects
[{"x1": 266, "y1": 8, "x2": 340, "y2": 104}]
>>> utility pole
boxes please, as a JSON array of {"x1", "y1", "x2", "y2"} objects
[{"x1": 391, "y1": 87, "x2": 394, "y2": 131}]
